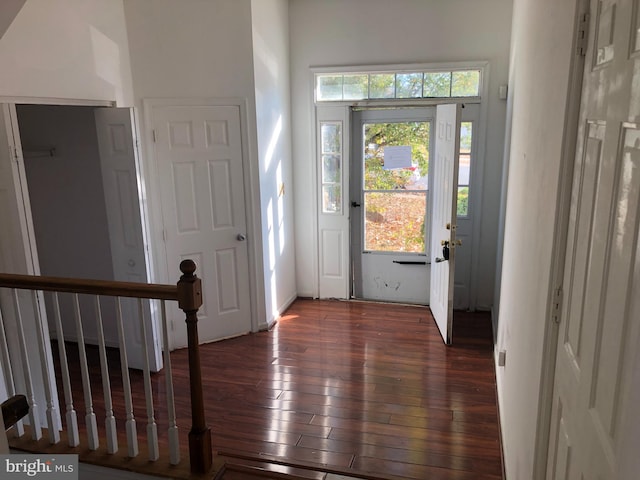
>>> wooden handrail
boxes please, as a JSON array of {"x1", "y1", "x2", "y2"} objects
[
  {"x1": 0, "y1": 273, "x2": 177, "y2": 300},
  {"x1": 0, "y1": 260, "x2": 213, "y2": 474}
]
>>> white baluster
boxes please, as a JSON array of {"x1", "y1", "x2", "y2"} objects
[
  {"x1": 31, "y1": 290, "x2": 59, "y2": 444},
  {"x1": 94, "y1": 297, "x2": 117, "y2": 453},
  {"x1": 12, "y1": 290, "x2": 41, "y2": 440},
  {"x1": 115, "y1": 298, "x2": 138, "y2": 457},
  {"x1": 139, "y1": 299, "x2": 159, "y2": 461},
  {"x1": 52, "y1": 293, "x2": 79, "y2": 447},
  {"x1": 0, "y1": 301, "x2": 24, "y2": 437},
  {"x1": 72, "y1": 294, "x2": 98, "y2": 450},
  {"x1": 161, "y1": 300, "x2": 180, "y2": 464}
]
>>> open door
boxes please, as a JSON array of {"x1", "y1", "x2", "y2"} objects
[
  {"x1": 94, "y1": 108, "x2": 161, "y2": 371},
  {"x1": 350, "y1": 108, "x2": 433, "y2": 304},
  {"x1": 0, "y1": 103, "x2": 59, "y2": 428},
  {"x1": 429, "y1": 104, "x2": 461, "y2": 345}
]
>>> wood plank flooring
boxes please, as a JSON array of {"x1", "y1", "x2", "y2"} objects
[{"x1": 49, "y1": 299, "x2": 502, "y2": 480}]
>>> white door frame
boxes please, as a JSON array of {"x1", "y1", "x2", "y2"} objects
[
  {"x1": 529, "y1": 0, "x2": 592, "y2": 476},
  {"x1": 1, "y1": 97, "x2": 165, "y2": 363},
  {"x1": 311, "y1": 62, "x2": 491, "y2": 308},
  {"x1": 0, "y1": 96, "x2": 115, "y2": 272},
  {"x1": 142, "y1": 97, "x2": 265, "y2": 349}
]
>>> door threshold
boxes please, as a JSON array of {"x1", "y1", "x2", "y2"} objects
[{"x1": 347, "y1": 297, "x2": 430, "y2": 308}]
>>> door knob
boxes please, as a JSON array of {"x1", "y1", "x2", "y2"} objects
[
  {"x1": 437, "y1": 240, "x2": 450, "y2": 261},
  {"x1": 442, "y1": 243, "x2": 450, "y2": 261},
  {"x1": 237, "y1": 233, "x2": 247, "y2": 241}
]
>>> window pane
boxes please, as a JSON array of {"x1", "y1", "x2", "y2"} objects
[
  {"x1": 457, "y1": 186, "x2": 469, "y2": 216},
  {"x1": 317, "y1": 75, "x2": 343, "y2": 101},
  {"x1": 323, "y1": 185, "x2": 341, "y2": 213},
  {"x1": 364, "y1": 192, "x2": 426, "y2": 253},
  {"x1": 451, "y1": 70, "x2": 480, "y2": 97},
  {"x1": 369, "y1": 74, "x2": 395, "y2": 98},
  {"x1": 343, "y1": 74, "x2": 368, "y2": 100},
  {"x1": 396, "y1": 73, "x2": 423, "y2": 98},
  {"x1": 459, "y1": 122, "x2": 472, "y2": 184},
  {"x1": 458, "y1": 154, "x2": 471, "y2": 184},
  {"x1": 321, "y1": 123, "x2": 341, "y2": 153},
  {"x1": 322, "y1": 154, "x2": 341, "y2": 183},
  {"x1": 423, "y1": 72, "x2": 451, "y2": 97},
  {"x1": 363, "y1": 122, "x2": 430, "y2": 191}
]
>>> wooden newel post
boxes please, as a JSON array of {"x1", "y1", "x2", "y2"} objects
[{"x1": 177, "y1": 259, "x2": 212, "y2": 474}]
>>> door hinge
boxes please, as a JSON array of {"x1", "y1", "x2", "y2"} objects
[
  {"x1": 13, "y1": 147, "x2": 19, "y2": 160},
  {"x1": 152, "y1": 129, "x2": 157, "y2": 143},
  {"x1": 551, "y1": 286, "x2": 563, "y2": 324},
  {"x1": 577, "y1": 13, "x2": 589, "y2": 57}
]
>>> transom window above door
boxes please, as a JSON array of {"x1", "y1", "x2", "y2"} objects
[{"x1": 316, "y1": 69, "x2": 481, "y2": 102}]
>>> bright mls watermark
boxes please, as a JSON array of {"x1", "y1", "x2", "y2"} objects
[{"x1": 0, "y1": 455, "x2": 77, "y2": 479}]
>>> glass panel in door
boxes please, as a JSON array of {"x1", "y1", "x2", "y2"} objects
[{"x1": 363, "y1": 121, "x2": 430, "y2": 254}]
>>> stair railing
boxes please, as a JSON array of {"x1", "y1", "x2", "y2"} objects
[{"x1": 0, "y1": 259, "x2": 212, "y2": 474}]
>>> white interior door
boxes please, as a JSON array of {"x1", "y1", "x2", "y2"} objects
[
  {"x1": 152, "y1": 105, "x2": 252, "y2": 348},
  {"x1": 0, "y1": 103, "x2": 59, "y2": 428},
  {"x1": 429, "y1": 104, "x2": 461, "y2": 345},
  {"x1": 94, "y1": 107, "x2": 161, "y2": 371},
  {"x1": 546, "y1": 0, "x2": 640, "y2": 477}
]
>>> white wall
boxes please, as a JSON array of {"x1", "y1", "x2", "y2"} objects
[
  {"x1": 123, "y1": 0, "x2": 268, "y2": 327},
  {"x1": 0, "y1": 0, "x2": 134, "y2": 105},
  {"x1": 495, "y1": 0, "x2": 579, "y2": 478},
  {"x1": 251, "y1": 0, "x2": 297, "y2": 325},
  {"x1": 289, "y1": 0, "x2": 512, "y2": 306}
]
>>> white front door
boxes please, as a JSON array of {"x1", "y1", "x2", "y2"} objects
[
  {"x1": 546, "y1": 0, "x2": 640, "y2": 477},
  {"x1": 94, "y1": 107, "x2": 161, "y2": 371},
  {"x1": 429, "y1": 104, "x2": 461, "y2": 345},
  {"x1": 152, "y1": 105, "x2": 252, "y2": 348},
  {"x1": 351, "y1": 108, "x2": 434, "y2": 304}
]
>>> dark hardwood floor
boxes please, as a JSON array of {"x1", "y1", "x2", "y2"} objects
[{"x1": 51, "y1": 299, "x2": 502, "y2": 480}]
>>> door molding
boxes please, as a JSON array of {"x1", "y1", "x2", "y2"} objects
[
  {"x1": 142, "y1": 98, "x2": 265, "y2": 347},
  {"x1": 0, "y1": 96, "x2": 114, "y2": 107}
]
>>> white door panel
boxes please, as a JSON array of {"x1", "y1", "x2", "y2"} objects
[
  {"x1": 153, "y1": 105, "x2": 252, "y2": 348},
  {"x1": 94, "y1": 107, "x2": 161, "y2": 371},
  {"x1": 429, "y1": 104, "x2": 461, "y2": 344},
  {"x1": 546, "y1": 0, "x2": 640, "y2": 477}
]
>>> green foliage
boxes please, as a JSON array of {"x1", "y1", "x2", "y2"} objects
[
  {"x1": 364, "y1": 121, "x2": 430, "y2": 190},
  {"x1": 457, "y1": 187, "x2": 469, "y2": 216},
  {"x1": 369, "y1": 74, "x2": 395, "y2": 99},
  {"x1": 423, "y1": 72, "x2": 451, "y2": 97},
  {"x1": 452, "y1": 71, "x2": 480, "y2": 97},
  {"x1": 396, "y1": 73, "x2": 423, "y2": 98}
]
